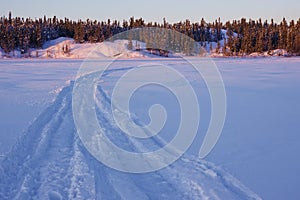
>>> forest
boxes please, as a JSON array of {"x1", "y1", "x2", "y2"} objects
[{"x1": 1, "y1": 12, "x2": 300, "y2": 56}]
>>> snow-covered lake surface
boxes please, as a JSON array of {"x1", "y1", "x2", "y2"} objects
[{"x1": 0, "y1": 57, "x2": 299, "y2": 199}]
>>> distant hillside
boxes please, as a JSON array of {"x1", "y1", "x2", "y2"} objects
[
  {"x1": 0, "y1": 36, "x2": 295, "y2": 59},
  {"x1": 0, "y1": 13, "x2": 300, "y2": 57}
]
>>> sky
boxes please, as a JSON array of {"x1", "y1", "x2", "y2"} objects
[{"x1": 0, "y1": 0, "x2": 299, "y2": 23}]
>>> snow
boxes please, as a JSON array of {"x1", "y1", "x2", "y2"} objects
[
  {"x1": 0, "y1": 59, "x2": 79, "y2": 154},
  {"x1": 42, "y1": 37, "x2": 75, "y2": 49},
  {"x1": 42, "y1": 38, "x2": 164, "y2": 59},
  {"x1": 0, "y1": 37, "x2": 150, "y2": 59},
  {"x1": 248, "y1": 49, "x2": 289, "y2": 57},
  {"x1": 0, "y1": 64, "x2": 261, "y2": 199},
  {"x1": 38, "y1": 38, "x2": 151, "y2": 59},
  {"x1": 0, "y1": 35, "x2": 296, "y2": 59},
  {"x1": 206, "y1": 57, "x2": 300, "y2": 200},
  {"x1": 0, "y1": 56, "x2": 300, "y2": 199}
]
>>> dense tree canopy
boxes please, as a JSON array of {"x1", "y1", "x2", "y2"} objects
[{"x1": 0, "y1": 12, "x2": 299, "y2": 56}]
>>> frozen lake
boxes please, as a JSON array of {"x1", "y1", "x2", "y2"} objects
[{"x1": 0, "y1": 57, "x2": 300, "y2": 199}]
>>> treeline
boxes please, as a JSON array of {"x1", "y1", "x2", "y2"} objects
[
  {"x1": 224, "y1": 18, "x2": 300, "y2": 55},
  {"x1": 0, "y1": 12, "x2": 300, "y2": 55}
]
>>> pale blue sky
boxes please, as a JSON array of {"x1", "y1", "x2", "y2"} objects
[{"x1": 0, "y1": 0, "x2": 299, "y2": 23}]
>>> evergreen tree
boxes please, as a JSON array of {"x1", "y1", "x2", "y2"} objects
[
  {"x1": 216, "y1": 40, "x2": 221, "y2": 53},
  {"x1": 295, "y1": 34, "x2": 300, "y2": 55},
  {"x1": 222, "y1": 38, "x2": 227, "y2": 55},
  {"x1": 0, "y1": 13, "x2": 299, "y2": 56},
  {"x1": 127, "y1": 31, "x2": 133, "y2": 50}
]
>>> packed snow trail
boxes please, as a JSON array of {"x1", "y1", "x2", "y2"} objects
[{"x1": 0, "y1": 68, "x2": 262, "y2": 200}]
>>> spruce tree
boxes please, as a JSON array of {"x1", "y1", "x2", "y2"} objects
[{"x1": 127, "y1": 31, "x2": 133, "y2": 50}]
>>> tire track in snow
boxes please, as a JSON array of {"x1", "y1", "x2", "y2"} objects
[
  {"x1": 0, "y1": 67, "x2": 262, "y2": 200},
  {"x1": 0, "y1": 86, "x2": 72, "y2": 199},
  {"x1": 0, "y1": 85, "x2": 95, "y2": 200},
  {"x1": 91, "y1": 67, "x2": 262, "y2": 200},
  {"x1": 91, "y1": 75, "x2": 261, "y2": 200},
  {"x1": 93, "y1": 85, "x2": 191, "y2": 199}
]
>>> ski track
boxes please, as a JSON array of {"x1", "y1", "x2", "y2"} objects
[{"x1": 0, "y1": 68, "x2": 262, "y2": 200}]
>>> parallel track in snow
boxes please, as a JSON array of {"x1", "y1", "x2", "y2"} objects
[{"x1": 0, "y1": 68, "x2": 262, "y2": 200}]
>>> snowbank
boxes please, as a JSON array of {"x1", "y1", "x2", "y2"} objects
[
  {"x1": 0, "y1": 35, "x2": 296, "y2": 59},
  {"x1": 0, "y1": 37, "x2": 149, "y2": 59},
  {"x1": 38, "y1": 38, "x2": 149, "y2": 59}
]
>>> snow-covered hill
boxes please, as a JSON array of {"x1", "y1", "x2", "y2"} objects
[
  {"x1": 0, "y1": 36, "x2": 294, "y2": 59},
  {"x1": 0, "y1": 37, "x2": 150, "y2": 59},
  {"x1": 40, "y1": 38, "x2": 149, "y2": 59}
]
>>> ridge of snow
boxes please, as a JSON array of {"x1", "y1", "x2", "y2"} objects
[
  {"x1": 42, "y1": 37, "x2": 75, "y2": 49},
  {"x1": 39, "y1": 38, "x2": 146, "y2": 59}
]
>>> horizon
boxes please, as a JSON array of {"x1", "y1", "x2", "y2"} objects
[
  {"x1": 1, "y1": 0, "x2": 299, "y2": 24},
  {"x1": 1, "y1": 12, "x2": 299, "y2": 25}
]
